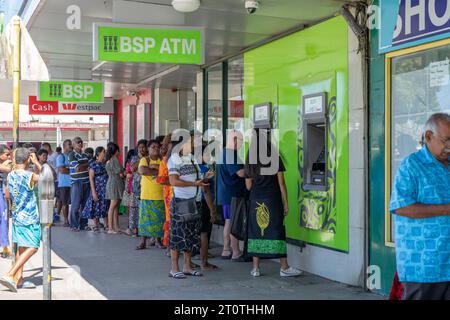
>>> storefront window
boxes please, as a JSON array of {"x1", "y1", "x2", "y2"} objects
[
  {"x1": 207, "y1": 63, "x2": 223, "y2": 135},
  {"x1": 228, "y1": 56, "x2": 245, "y2": 134},
  {"x1": 390, "y1": 43, "x2": 450, "y2": 242}
]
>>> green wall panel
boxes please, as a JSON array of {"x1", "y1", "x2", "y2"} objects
[{"x1": 244, "y1": 17, "x2": 349, "y2": 251}]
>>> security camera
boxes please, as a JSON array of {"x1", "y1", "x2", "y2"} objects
[
  {"x1": 126, "y1": 90, "x2": 137, "y2": 97},
  {"x1": 245, "y1": 0, "x2": 259, "y2": 14}
]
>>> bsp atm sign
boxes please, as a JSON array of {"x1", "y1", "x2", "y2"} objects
[{"x1": 38, "y1": 81, "x2": 104, "y2": 103}]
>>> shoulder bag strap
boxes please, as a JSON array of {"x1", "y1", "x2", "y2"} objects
[{"x1": 191, "y1": 158, "x2": 199, "y2": 198}]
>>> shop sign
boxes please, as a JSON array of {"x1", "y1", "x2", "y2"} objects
[
  {"x1": 29, "y1": 96, "x2": 59, "y2": 115},
  {"x1": 58, "y1": 98, "x2": 114, "y2": 115},
  {"x1": 380, "y1": 0, "x2": 450, "y2": 53},
  {"x1": 93, "y1": 23, "x2": 204, "y2": 65},
  {"x1": 38, "y1": 81, "x2": 104, "y2": 103},
  {"x1": 29, "y1": 96, "x2": 114, "y2": 115}
]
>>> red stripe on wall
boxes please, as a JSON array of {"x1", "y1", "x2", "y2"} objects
[{"x1": 116, "y1": 99, "x2": 124, "y2": 166}]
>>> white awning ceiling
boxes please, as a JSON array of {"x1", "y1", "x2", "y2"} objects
[{"x1": 22, "y1": 0, "x2": 354, "y2": 98}]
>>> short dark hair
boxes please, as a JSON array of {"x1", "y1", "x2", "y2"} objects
[
  {"x1": 14, "y1": 148, "x2": 30, "y2": 164},
  {"x1": 37, "y1": 148, "x2": 48, "y2": 157},
  {"x1": 137, "y1": 139, "x2": 148, "y2": 148},
  {"x1": 56, "y1": 147, "x2": 62, "y2": 153},
  {"x1": 95, "y1": 146, "x2": 105, "y2": 160},
  {"x1": 63, "y1": 139, "x2": 71, "y2": 147},
  {"x1": 155, "y1": 135, "x2": 165, "y2": 144},
  {"x1": 85, "y1": 147, "x2": 94, "y2": 155},
  {"x1": 147, "y1": 139, "x2": 160, "y2": 148},
  {"x1": 42, "y1": 142, "x2": 51, "y2": 150}
]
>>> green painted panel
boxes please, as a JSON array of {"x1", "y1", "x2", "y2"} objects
[
  {"x1": 369, "y1": 0, "x2": 396, "y2": 296},
  {"x1": 244, "y1": 17, "x2": 349, "y2": 251},
  {"x1": 95, "y1": 25, "x2": 203, "y2": 65}
]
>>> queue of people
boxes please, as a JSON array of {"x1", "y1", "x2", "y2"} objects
[{"x1": 0, "y1": 128, "x2": 305, "y2": 292}]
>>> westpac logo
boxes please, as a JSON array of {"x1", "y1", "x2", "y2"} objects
[{"x1": 62, "y1": 103, "x2": 77, "y2": 110}]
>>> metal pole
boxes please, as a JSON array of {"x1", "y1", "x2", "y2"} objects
[
  {"x1": 12, "y1": 17, "x2": 21, "y2": 148},
  {"x1": 42, "y1": 224, "x2": 51, "y2": 300}
]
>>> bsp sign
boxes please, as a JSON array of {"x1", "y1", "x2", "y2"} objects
[
  {"x1": 39, "y1": 81, "x2": 104, "y2": 103},
  {"x1": 380, "y1": 0, "x2": 450, "y2": 53},
  {"x1": 94, "y1": 24, "x2": 204, "y2": 65}
]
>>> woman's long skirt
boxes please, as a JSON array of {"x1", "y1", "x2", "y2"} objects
[{"x1": 247, "y1": 192, "x2": 287, "y2": 259}]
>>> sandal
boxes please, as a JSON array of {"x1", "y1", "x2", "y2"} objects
[
  {"x1": 168, "y1": 271, "x2": 186, "y2": 279},
  {"x1": 93, "y1": 226, "x2": 100, "y2": 232},
  {"x1": 17, "y1": 281, "x2": 36, "y2": 289},
  {"x1": 135, "y1": 243, "x2": 146, "y2": 250},
  {"x1": 0, "y1": 276, "x2": 17, "y2": 293},
  {"x1": 183, "y1": 270, "x2": 203, "y2": 277},
  {"x1": 221, "y1": 250, "x2": 232, "y2": 259}
]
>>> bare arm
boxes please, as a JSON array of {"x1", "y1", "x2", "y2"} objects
[
  {"x1": 278, "y1": 171, "x2": 288, "y2": 215},
  {"x1": 77, "y1": 163, "x2": 89, "y2": 172},
  {"x1": 395, "y1": 204, "x2": 450, "y2": 219},
  {"x1": 169, "y1": 174, "x2": 208, "y2": 188},
  {"x1": 202, "y1": 185, "x2": 216, "y2": 223},
  {"x1": 139, "y1": 165, "x2": 159, "y2": 177},
  {"x1": 89, "y1": 168, "x2": 96, "y2": 193},
  {"x1": 59, "y1": 166, "x2": 70, "y2": 174},
  {"x1": 236, "y1": 169, "x2": 245, "y2": 178},
  {"x1": 0, "y1": 161, "x2": 12, "y2": 173},
  {"x1": 245, "y1": 178, "x2": 252, "y2": 191}
]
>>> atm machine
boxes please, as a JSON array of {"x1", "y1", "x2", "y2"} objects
[{"x1": 302, "y1": 92, "x2": 327, "y2": 191}]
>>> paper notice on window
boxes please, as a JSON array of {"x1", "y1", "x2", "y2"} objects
[{"x1": 430, "y1": 60, "x2": 450, "y2": 88}]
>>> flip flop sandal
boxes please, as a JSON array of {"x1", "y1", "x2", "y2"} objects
[
  {"x1": 221, "y1": 253, "x2": 232, "y2": 260},
  {"x1": 135, "y1": 243, "x2": 146, "y2": 250},
  {"x1": 183, "y1": 270, "x2": 203, "y2": 277},
  {"x1": 201, "y1": 264, "x2": 219, "y2": 271},
  {"x1": 18, "y1": 281, "x2": 36, "y2": 289},
  {"x1": 168, "y1": 271, "x2": 186, "y2": 279},
  {"x1": 0, "y1": 276, "x2": 17, "y2": 293}
]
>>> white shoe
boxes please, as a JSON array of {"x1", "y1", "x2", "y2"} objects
[
  {"x1": 250, "y1": 268, "x2": 261, "y2": 277},
  {"x1": 280, "y1": 267, "x2": 303, "y2": 277}
]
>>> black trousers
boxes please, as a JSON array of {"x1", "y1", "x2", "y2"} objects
[{"x1": 403, "y1": 282, "x2": 450, "y2": 300}]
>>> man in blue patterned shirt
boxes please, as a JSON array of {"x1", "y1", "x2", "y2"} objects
[{"x1": 390, "y1": 113, "x2": 450, "y2": 300}]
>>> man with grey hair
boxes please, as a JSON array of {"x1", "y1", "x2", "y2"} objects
[{"x1": 390, "y1": 113, "x2": 450, "y2": 300}]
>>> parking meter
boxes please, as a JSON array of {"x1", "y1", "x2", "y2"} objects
[
  {"x1": 38, "y1": 163, "x2": 54, "y2": 300},
  {"x1": 38, "y1": 163, "x2": 55, "y2": 224}
]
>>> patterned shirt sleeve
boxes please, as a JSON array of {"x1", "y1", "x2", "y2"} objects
[
  {"x1": 390, "y1": 159, "x2": 418, "y2": 214},
  {"x1": 167, "y1": 156, "x2": 180, "y2": 176},
  {"x1": 68, "y1": 151, "x2": 79, "y2": 171}
]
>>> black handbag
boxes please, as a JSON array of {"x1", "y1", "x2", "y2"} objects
[
  {"x1": 230, "y1": 196, "x2": 249, "y2": 241},
  {"x1": 172, "y1": 159, "x2": 201, "y2": 223}
]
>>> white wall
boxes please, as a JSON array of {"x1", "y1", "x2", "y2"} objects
[{"x1": 154, "y1": 88, "x2": 195, "y2": 136}]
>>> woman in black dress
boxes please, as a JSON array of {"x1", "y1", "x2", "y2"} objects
[{"x1": 244, "y1": 129, "x2": 303, "y2": 277}]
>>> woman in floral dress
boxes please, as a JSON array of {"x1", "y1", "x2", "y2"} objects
[{"x1": 82, "y1": 147, "x2": 110, "y2": 231}]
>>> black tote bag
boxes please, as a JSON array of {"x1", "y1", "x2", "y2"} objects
[{"x1": 230, "y1": 196, "x2": 249, "y2": 241}]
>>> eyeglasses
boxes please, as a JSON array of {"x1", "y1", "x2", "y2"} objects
[
  {"x1": 433, "y1": 133, "x2": 450, "y2": 148},
  {"x1": 75, "y1": 141, "x2": 83, "y2": 145}
]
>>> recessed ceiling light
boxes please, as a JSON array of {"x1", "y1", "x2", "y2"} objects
[{"x1": 172, "y1": 0, "x2": 200, "y2": 12}]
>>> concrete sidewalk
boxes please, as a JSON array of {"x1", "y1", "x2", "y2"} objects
[{"x1": 0, "y1": 220, "x2": 383, "y2": 300}]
